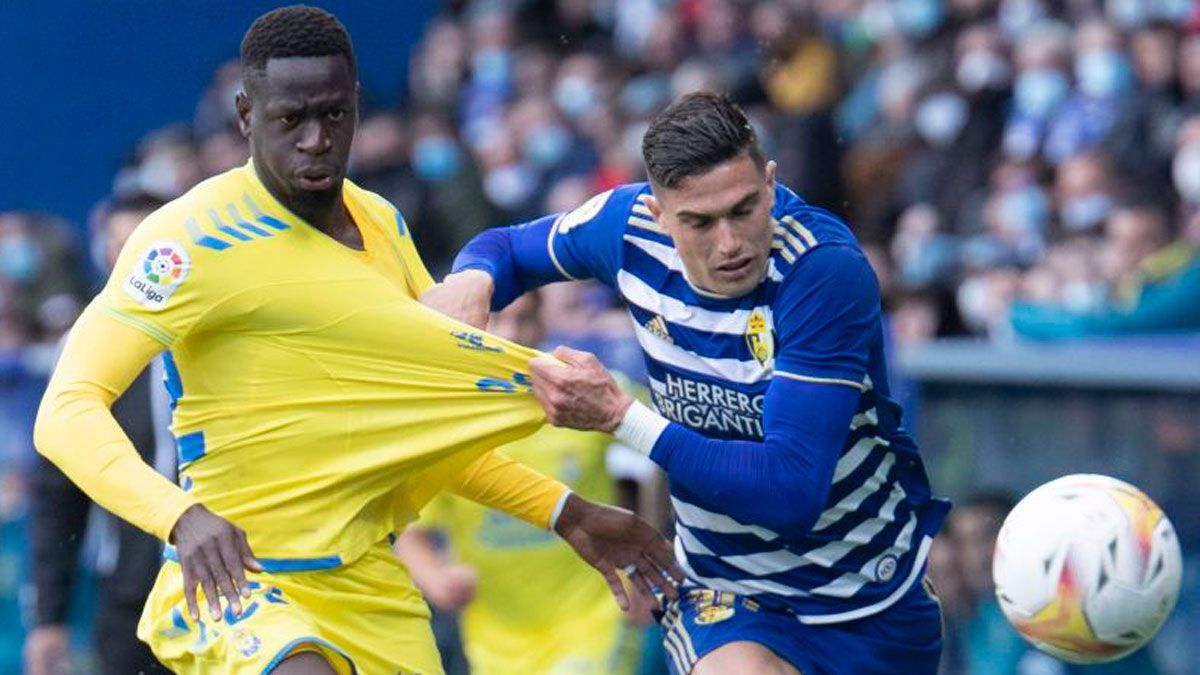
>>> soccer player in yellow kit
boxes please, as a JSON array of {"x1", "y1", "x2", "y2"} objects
[
  {"x1": 32, "y1": 7, "x2": 678, "y2": 675},
  {"x1": 398, "y1": 294, "x2": 645, "y2": 675}
]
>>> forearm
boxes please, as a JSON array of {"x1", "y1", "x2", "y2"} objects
[
  {"x1": 615, "y1": 379, "x2": 859, "y2": 533},
  {"x1": 33, "y1": 307, "x2": 197, "y2": 541},
  {"x1": 394, "y1": 527, "x2": 451, "y2": 588},
  {"x1": 449, "y1": 450, "x2": 570, "y2": 530},
  {"x1": 451, "y1": 216, "x2": 567, "y2": 309}
]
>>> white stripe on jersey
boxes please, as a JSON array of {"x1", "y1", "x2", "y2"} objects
[
  {"x1": 797, "y1": 535, "x2": 934, "y2": 625},
  {"x1": 632, "y1": 319, "x2": 771, "y2": 384},
  {"x1": 675, "y1": 537, "x2": 811, "y2": 597},
  {"x1": 715, "y1": 480, "x2": 906, "y2": 576},
  {"x1": 811, "y1": 452, "x2": 896, "y2": 532},
  {"x1": 832, "y1": 436, "x2": 890, "y2": 484},
  {"x1": 617, "y1": 270, "x2": 773, "y2": 336},
  {"x1": 796, "y1": 483, "x2": 907, "y2": 569},
  {"x1": 671, "y1": 497, "x2": 780, "y2": 542},
  {"x1": 809, "y1": 510, "x2": 919, "y2": 599},
  {"x1": 625, "y1": 234, "x2": 785, "y2": 283}
]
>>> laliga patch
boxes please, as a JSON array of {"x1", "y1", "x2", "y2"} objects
[
  {"x1": 555, "y1": 189, "x2": 613, "y2": 234},
  {"x1": 875, "y1": 554, "x2": 899, "y2": 583},
  {"x1": 123, "y1": 241, "x2": 190, "y2": 310}
]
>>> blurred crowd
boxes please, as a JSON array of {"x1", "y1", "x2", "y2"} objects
[{"x1": 4, "y1": 0, "x2": 1200, "y2": 673}]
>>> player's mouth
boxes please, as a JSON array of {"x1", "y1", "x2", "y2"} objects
[
  {"x1": 715, "y1": 256, "x2": 754, "y2": 279},
  {"x1": 296, "y1": 167, "x2": 337, "y2": 191}
]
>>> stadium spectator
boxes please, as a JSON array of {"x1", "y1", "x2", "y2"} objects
[
  {"x1": 24, "y1": 193, "x2": 170, "y2": 675},
  {"x1": 1012, "y1": 200, "x2": 1200, "y2": 339}
]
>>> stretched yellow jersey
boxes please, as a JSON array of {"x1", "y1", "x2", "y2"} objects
[
  {"x1": 35, "y1": 162, "x2": 572, "y2": 673},
  {"x1": 421, "y1": 426, "x2": 639, "y2": 675}
]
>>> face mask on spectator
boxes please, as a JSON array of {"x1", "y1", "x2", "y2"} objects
[
  {"x1": 998, "y1": 0, "x2": 1047, "y2": 39},
  {"x1": 957, "y1": 51, "x2": 1011, "y2": 92},
  {"x1": 484, "y1": 163, "x2": 537, "y2": 209},
  {"x1": 998, "y1": 185, "x2": 1049, "y2": 233},
  {"x1": 1014, "y1": 69, "x2": 1068, "y2": 119},
  {"x1": 411, "y1": 136, "x2": 462, "y2": 183},
  {"x1": 1062, "y1": 280, "x2": 1106, "y2": 312},
  {"x1": 472, "y1": 48, "x2": 512, "y2": 87},
  {"x1": 895, "y1": 0, "x2": 944, "y2": 38},
  {"x1": 1060, "y1": 193, "x2": 1113, "y2": 232},
  {"x1": 1075, "y1": 50, "x2": 1134, "y2": 99},
  {"x1": 522, "y1": 124, "x2": 572, "y2": 168},
  {"x1": 0, "y1": 235, "x2": 42, "y2": 283},
  {"x1": 554, "y1": 76, "x2": 598, "y2": 119},
  {"x1": 914, "y1": 93, "x2": 968, "y2": 147},
  {"x1": 1173, "y1": 143, "x2": 1200, "y2": 204}
]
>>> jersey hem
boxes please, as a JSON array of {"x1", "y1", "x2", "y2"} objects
[{"x1": 794, "y1": 534, "x2": 933, "y2": 625}]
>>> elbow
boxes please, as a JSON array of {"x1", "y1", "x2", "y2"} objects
[{"x1": 32, "y1": 397, "x2": 60, "y2": 463}]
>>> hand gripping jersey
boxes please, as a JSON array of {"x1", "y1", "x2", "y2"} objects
[
  {"x1": 454, "y1": 182, "x2": 951, "y2": 623},
  {"x1": 37, "y1": 162, "x2": 560, "y2": 570}
]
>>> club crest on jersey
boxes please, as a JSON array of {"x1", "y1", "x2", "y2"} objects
[
  {"x1": 695, "y1": 604, "x2": 735, "y2": 625},
  {"x1": 123, "y1": 241, "x2": 190, "y2": 310},
  {"x1": 744, "y1": 308, "x2": 774, "y2": 366}
]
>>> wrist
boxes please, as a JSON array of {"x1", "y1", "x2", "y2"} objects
[
  {"x1": 614, "y1": 400, "x2": 670, "y2": 455},
  {"x1": 450, "y1": 267, "x2": 495, "y2": 291},
  {"x1": 551, "y1": 491, "x2": 582, "y2": 536}
]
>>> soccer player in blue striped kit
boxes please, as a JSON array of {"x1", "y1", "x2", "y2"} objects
[{"x1": 424, "y1": 92, "x2": 951, "y2": 674}]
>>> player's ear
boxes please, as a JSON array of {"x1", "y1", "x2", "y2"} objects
[
  {"x1": 764, "y1": 159, "x2": 777, "y2": 186},
  {"x1": 235, "y1": 90, "x2": 252, "y2": 139}
]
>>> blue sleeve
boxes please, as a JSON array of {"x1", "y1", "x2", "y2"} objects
[
  {"x1": 451, "y1": 186, "x2": 639, "y2": 309},
  {"x1": 646, "y1": 245, "x2": 879, "y2": 534}
]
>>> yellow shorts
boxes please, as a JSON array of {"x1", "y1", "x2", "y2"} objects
[{"x1": 138, "y1": 539, "x2": 444, "y2": 674}]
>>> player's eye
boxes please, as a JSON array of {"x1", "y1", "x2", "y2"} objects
[
  {"x1": 280, "y1": 114, "x2": 299, "y2": 127},
  {"x1": 328, "y1": 109, "x2": 346, "y2": 122}
]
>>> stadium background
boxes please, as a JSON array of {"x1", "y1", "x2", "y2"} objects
[{"x1": 2, "y1": 0, "x2": 1199, "y2": 673}]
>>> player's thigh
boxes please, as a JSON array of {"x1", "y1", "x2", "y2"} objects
[
  {"x1": 692, "y1": 641, "x2": 802, "y2": 675},
  {"x1": 274, "y1": 651, "x2": 340, "y2": 675}
]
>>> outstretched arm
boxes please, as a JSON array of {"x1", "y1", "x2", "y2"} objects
[
  {"x1": 423, "y1": 187, "x2": 632, "y2": 326},
  {"x1": 34, "y1": 306, "x2": 261, "y2": 621},
  {"x1": 448, "y1": 449, "x2": 683, "y2": 609}
]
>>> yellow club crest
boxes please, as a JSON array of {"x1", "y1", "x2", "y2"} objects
[
  {"x1": 695, "y1": 604, "x2": 735, "y2": 625},
  {"x1": 744, "y1": 308, "x2": 774, "y2": 366}
]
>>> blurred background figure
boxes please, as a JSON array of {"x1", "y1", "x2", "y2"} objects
[
  {"x1": 23, "y1": 194, "x2": 172, "y2": 675},
  {"x1": 396, "y1": 291, "x2": 656, "y2": 675}
]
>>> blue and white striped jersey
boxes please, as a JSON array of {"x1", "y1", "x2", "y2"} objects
[{"x1": 456, "y1": 181, "x2": 950, "y2": 623}]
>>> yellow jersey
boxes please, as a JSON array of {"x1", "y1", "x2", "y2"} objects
[
  {"x1": 420, "y1": 426, "x2": 638, "y2": 675},
  {"x1": 36, "y1": 162, "x2": 566, "y2": 571}
]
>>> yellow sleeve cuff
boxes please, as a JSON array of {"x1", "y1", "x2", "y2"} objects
[{"x1": 449, "y1": 451, "x2": 569, "y2": 530}]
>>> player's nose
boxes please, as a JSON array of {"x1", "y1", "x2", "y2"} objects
[{"x1": 296, "y1": 119, "x2": 332, "y2": 154}]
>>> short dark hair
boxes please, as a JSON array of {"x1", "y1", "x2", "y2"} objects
[
  {"x1": 642, "y1": 92, "x2": 765, "y2": 189},
  {"x1": 109, "y1": 192, "x2": 166, "y2": 218},
  {"x1": 240, "y1": 5, "x2": 356, "y2": 77}
]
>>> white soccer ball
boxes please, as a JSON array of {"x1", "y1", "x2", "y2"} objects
[{"x1": 992, "y1": 474, "x2": 1182, "y2": 664}]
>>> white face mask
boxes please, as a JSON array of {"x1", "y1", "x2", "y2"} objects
[
  {"x1": 957, "y1": 51, "x2": 1011, "y2": 92},
  {"x1": 1173, "y1": 143, "x2": 1200, "y2": 204},
  {"x1": 914, "y1": 93, "x2": 968, "y2": 147}
]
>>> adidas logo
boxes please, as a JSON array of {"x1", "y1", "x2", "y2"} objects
[{"x1": 644, "y1": 315, "x2": 672, "y2": 344}]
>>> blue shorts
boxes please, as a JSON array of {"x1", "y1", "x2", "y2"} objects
[{"x1": 659, "y1": 579, "x2": 942, "y2": 675}]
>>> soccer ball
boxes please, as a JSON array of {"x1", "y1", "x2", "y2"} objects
[{"x1": 992, "y1": 474, "x2": 1182, "y2": 664}]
